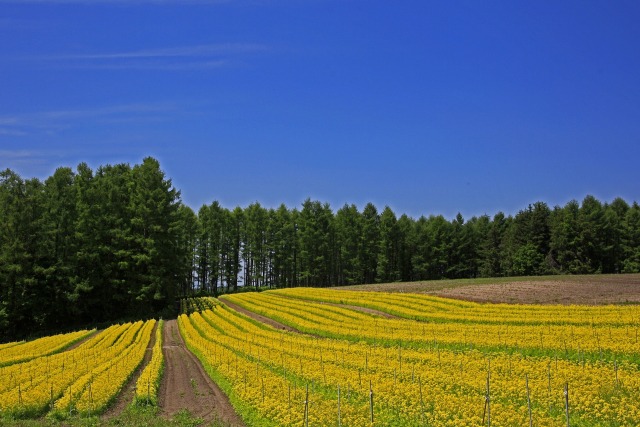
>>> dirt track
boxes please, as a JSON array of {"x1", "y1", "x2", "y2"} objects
[
  {"x1": 158, "y1": 319, "x2": 245, "y2": 426},
  {"x1": 102, "y1": 322, "x2": 157, "y2": 418},
  {"x1": 220, "y1": 298, "x2": 302, "y2": 333},
  {"x1": 318, "y1": 301, "x2": 398, "y2": 318}
]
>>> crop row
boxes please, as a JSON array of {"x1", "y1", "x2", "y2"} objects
[
  {"x1": 182, "y1": 296, "x2": 218, "y2": 314},
  {"x1": 135, "y1": 319, "x2": 165, "y2": 405},
  {"x1": 0, "y1": 329, "x2": 95, "y2": 367},
  {"x1": 274, "y1": 288, "x2": 640, "y2": 326},
  {"x1": 223, "y1": 291, "x2": 640, "y2": 362},
  {"x1": 0, "y1": 320, "x2": 155, "y2": 418},
  {"x1": 182, "y1": 294, "x2": 640, "y2": 426}
]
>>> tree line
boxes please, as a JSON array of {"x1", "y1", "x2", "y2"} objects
[
  {"x1": 194, "y1": 196, "x2": 640, "y2": 294},
  {"x1": 2, "y1": 157, "x2": 639, "y2": 340},
  {"x1": 0, "y1": 158, "x2": 195, "y2": 341}
]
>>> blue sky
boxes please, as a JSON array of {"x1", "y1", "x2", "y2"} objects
[{"x1": 1, "y1": 1, "x2": 639, "y2": 219}]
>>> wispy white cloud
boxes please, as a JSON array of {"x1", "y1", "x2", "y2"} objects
[
  {"x1": 50, "y1": 43, "x2": 267, "y2": 60},
  {"x1": 62, "y1": 59, "x2": 233, "y2": 71},
  {"x1": 0, "y1": 150, "x2": 54, "y2": 174},
  {"x1": 0, "y1": 0, "x2": 231, "y2": 4},
  {"x1": 0, "y1": 102, "x2": 181, "y2": 137},
  {"x1": 0, "y1": 129, "x2": 28, "y2": 136},
  {"x1": 38, "y1": 102, "x2": 178, "y2": 119},
  {"x1": 0, "y1": 150, "x2": 37, "y2": 160},
  {"x1": 0, "y1": 117, "x2": 20, "y2": 126},
  {"x1": 24, "y1": 42, "x2": 268, "y2": 71}
]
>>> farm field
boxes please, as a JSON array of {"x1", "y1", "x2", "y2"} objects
[
  {"x1": 196, "y1": 289, "x2": 640, "y2": 426},
  {"x1": 341, "y1": 273, "x2": 640, "y2": 305},
  {"x1": 0, "y1": 320, "x2": 157, "y2": 419},
  {"x1": 0, "y1": 315, "x2": 243, "y2": 427},
  {"x1": 2, "y1": 275, "x2": 640, "y2": 426}
]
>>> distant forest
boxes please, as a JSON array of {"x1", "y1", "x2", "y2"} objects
[{"x1": 2, "y1": 157, "x2": 639, "y2": 341}]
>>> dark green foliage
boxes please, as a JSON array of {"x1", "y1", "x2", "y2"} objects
[
  {"x1": 298, "y1": 199, "x2": 334, "y2": 287},
  {"x1": 190, "y1": 195, "x2": 640, "y2": 294},
  {"x1": 0, "y1": 158, "x2": 188, "y2": 341},
  {"x1": 2, "y1": 156, "x2": 640, "y2": 341},
  {"x1": 376, "y1": 206, "x2": 400, "y2": 283},
  {"x1": 623, "y1": 203, "x2": 640, "y2": 273},
  {"x1": 334, "y1": 204, "x2": 363, "y2": 285}
]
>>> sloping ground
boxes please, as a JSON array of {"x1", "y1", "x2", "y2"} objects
[
  {"x1": 64, "y1": 329, "x2": 99, "y2": 352},
  {"x1": 158, "y1": 319, "x2": 246, "y2": 426},
  {"x1": 101, "y1": 322, "x2": 158, "y2": 418},
  {"x1": 434, "y1": 277, "x2": 640, "y2": 305},
  {"x1": 274, "y1": 293, "x2": 398, "y2": 319},
  {"x1": 341, "y1": 274, "x2": 640, "y2": 305},
  {"x1": 220, "y1": 298, "x2": 302, "y2": 333},
  {"x1": 322, "y1": 301, "x2": 398, "y2": 318}
]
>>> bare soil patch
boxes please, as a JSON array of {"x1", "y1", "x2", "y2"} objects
[
  {"x1": 319, "y1": 301, "x2": 398, "y2": 318},
  {"x1": 158, "y1": 319, "x2": 246, "y2": 426},
  {"x1": 64, "y1": 329, "x2": 99, "y2": 352},
  {"x1": 434, "y1": 277, "x2": 640, "y2": 305},
  {"x1": 274, "y1": 293, "x2": 398, "y2": 319},
  {"x1": 220, "y1": 298, "x2": 302, "y2": 333},
  {"x1": 342, "y1": 274, "x2": 640, "y2": 305},
  {"x1": 101, "y1": 322, "x2": 157, "y2": 418}
]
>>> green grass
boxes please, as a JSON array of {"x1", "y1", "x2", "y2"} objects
[{"x1": 0, "y1": 406, "x2": 235, "y2": 427}]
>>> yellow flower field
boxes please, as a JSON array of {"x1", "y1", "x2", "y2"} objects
[
  {"x1": 179, "y1": 289, "x2": 640, "y2": 426},
  {"x1": 0, "y1": 320, "x2": 155, "y2": 418},
  {"x1": 135, "y1": 319, "x2": 164, "y2": 405},
  {"x1": 0, "y1": 329, "x2": 95, "y2": 367}
]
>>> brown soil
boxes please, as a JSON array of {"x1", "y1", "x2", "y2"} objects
[
  {"x1": 101, "y1": 322, "x2": 157, "y2": 418},
  {"x1": 321, "y1": 301, "x2": 398, "y2": 318},
  {"x1": 433, "y1": 278, "x2": 640, "y2": 305},
  {"x1": 335, "y1": 274, "x2": 640, "y2": 305},
  {"x1": 274, "y1": 293, "x2": 398, "y2": 319},
  {"x1": 342, "y1": 274, "x2": 640, "y2": 305},
  {"x1": 220, "y1": 298, "x2": 302, "y2": 333},
  {"x1": 64, "y1": 329, "x2": 100, "y2": 352},
  {"x1": 158, "y1": 319, "x2": 246, "y2": 426}
]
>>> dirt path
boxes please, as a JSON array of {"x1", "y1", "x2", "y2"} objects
[
  {"x1": 102, "y1": 322, "x2": 158, "y2": 418},
  {"x1": 332, "y1": 302, "x2": 398, "y2": 319},
  {"x1": 273, "y1": 293, "x2": 399, "y2": 319},
  {"x1": 62, "y1": 329, "x2": 100, "y2": 352},
  {"x1": 158, "y1": 319, "x2": 246, "y2": 426},
  {"x1": 220, "y1": 299, "x2": 302, "y2": 333}
]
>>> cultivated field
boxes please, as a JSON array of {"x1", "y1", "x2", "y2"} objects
[
  {"x1": 207, "y1": 288, "x2": 640, "y2": 426},
  {"x1": 342, "y1": 273, "x2": 640, "y2": 305},
  {"x1": 0, "y1": 320, "x2": 157, "y2": 418},
  {"x1": 2, "y1": 275, "x2": 640, "y2": 426}
]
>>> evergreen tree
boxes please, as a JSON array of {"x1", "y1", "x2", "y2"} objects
[
  {"x1": 4, "y1": 157, "x2": 640, "y2": 341},
  {"x1": 623, "y1": 203, "x2": 640, "y2": 273},
  {"x1": 298, "y1": 199, "x2": 334, "y2": 286},
  {"x1": 0, "y1": 170, "x2": 43, "y2": 339},
  {"x1": 176, "y1": 205, "x2": 198, "y2": 297},
  {"x1": 335, "y1": 204, "x2": 362, "y2": 285},
  {"x1": 360, "y1": 203, "x2": 380, "y2": 284},
  {"x1": 549, "y1": 200, "x2": 589, "y2": 273},
  {"x1": 410, "y1": 216, "x2": 431, "y2": 280},
  {"x1": 376, "y1": 206, "x2": 400, "y2": 283},
  {"x1": 396, "y1": 214, "x2": 415, "y2": 281},
  {"x1": 579, "y1": 195, "x2": 605, "y2": 273},
  {"x1": 479, "y1": 212, "x2": 507, "y2": 277},
  {"x1": 38, "y1": 167, "x2": 78, "y2": 329}
]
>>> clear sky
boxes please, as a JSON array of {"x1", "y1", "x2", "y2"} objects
[{"x1": 1, "y1": 0, "x2": 639, "y2": 219}]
